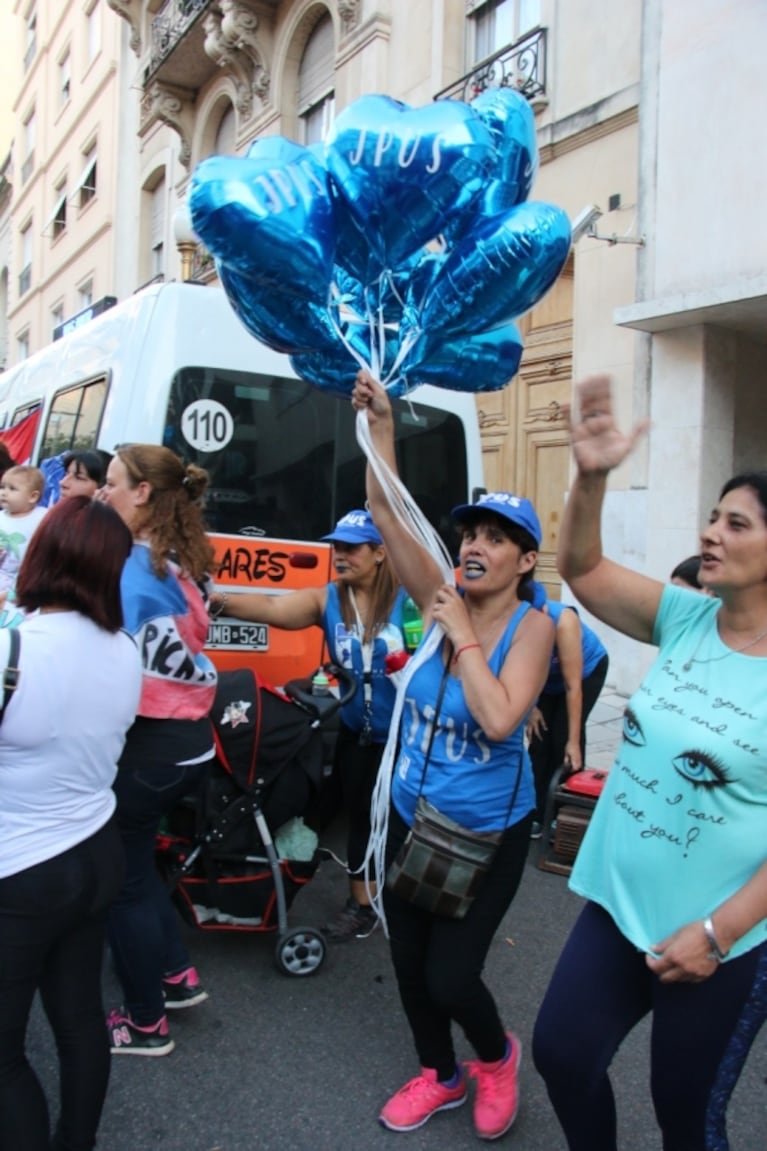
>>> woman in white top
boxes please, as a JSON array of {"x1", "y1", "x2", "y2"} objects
[{"x1": 0, "y1": 496, "x2": 142, "y2": 1151}]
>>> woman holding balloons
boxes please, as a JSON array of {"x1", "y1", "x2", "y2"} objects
[{"x1": 352, "y1": 370, "x2": 553, "y2": 1140}]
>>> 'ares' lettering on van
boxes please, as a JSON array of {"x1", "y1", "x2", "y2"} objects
[{"x1": 216, "y1": 547, "x2": 289, "y2": 583}]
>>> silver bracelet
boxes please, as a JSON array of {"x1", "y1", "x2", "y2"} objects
[
  {"x1": 210, "y1": 592, "x2": 228, "y2": 620},
  {"x1": 702, "y1": 916, "x2": 729, "y2": 962}
]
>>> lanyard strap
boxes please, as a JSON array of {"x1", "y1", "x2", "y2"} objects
[{"x1": 348, "y1": 587, "x2": 375, "y2": 743}]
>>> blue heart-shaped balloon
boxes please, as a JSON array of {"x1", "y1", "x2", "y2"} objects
[
  {"x1": 189, "y1": 138, "x2": 336, "y2": 301},
  {"x1": 217, "y1": 264, "x2": 339, "y2": 356},
  {"x1": 325, "y1": 95, "x2": 496, "y2": 283},
  {"x1": 402, "y1": 322, "x2": 524, "y2": 394},
  {"x1": 418, "y1": 201, "x2": 572, "y2": 336},
  {"x1": 443, "y1": 89, "x2": 539, "y2": 245}
]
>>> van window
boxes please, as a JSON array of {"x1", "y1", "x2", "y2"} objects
[
  {"x1": 167, "y1": 368, "x2": 467, "y2": 550},
  {"x1": 39, "y1": 377, "x2": 107, "y2": 458}
]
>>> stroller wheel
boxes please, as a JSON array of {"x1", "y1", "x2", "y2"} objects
[{"x1": 275, "y1": 927, "x2": 326, "y2": 976}]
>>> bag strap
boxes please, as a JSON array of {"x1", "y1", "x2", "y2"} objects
[
  {"x1": 0, "y1": 628, "x2": 20, "y2": 722},
  {"x1": 414, "y1": 645, "x2": 452, "y2": 797}
]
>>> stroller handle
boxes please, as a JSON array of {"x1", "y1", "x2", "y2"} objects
[{"x1": 284, "y1": 662, "x2": 358, "y2": 724}]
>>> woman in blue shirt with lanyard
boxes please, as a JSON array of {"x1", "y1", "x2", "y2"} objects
[{"x1": 211, "y1": 510, "x2": 407, "y2": 941}]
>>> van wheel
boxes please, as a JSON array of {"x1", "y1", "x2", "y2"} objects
[{"x1": 275, "y1": 926, "x2": 326, "y2": 976}]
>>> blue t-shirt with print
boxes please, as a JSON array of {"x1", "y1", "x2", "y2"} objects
[
  {"x1": 322, "y1": 583, "x2": 407, "y2": 743},
  {"x1": 392, "y1": 602, "x2": 535, "y2": 833},
  {"x1": 570, "y1": 584, "x2": 767, "y2": 960},
  {"x1": 542, "y1": 601, "x2": 608, "y2": 695}
]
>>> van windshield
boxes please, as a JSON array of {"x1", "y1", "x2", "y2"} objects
[{"x1": 167, "y1": 368, "x2": 468, "y2": 551}]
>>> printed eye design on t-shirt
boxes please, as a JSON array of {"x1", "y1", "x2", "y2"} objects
[
  {"x1": 622, "y1": 705, "x2": 646, "y2": 747},
  {"x1": 622, "y1": 706, "x2": 733, "y2": 791},
  {"x1": 671, "y1": 750, "x2": 733, "y2": 790}
]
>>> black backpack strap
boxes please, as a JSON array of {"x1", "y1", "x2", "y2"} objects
[{"x1": 0, "y1": 628, "x2": 20, "y2": 722}]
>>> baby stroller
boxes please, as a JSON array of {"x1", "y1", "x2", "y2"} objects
[{"x1": 156, "y1": 663, "x2": 356, "y2": 977}]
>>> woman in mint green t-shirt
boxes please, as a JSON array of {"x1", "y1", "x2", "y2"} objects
[{"x1": 533, "y1": 375, "x2": 767, "y2": 1151}]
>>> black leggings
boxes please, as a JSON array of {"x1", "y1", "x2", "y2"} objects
[
  {"x1": 384, "y1": 804, "x2": 532, "y2": 1080},
  {"x1": 533, "y1": 901, "x2": 767, "y2": 1151},
  {"x1": 0, "y1": 820, "x2": 124, "y2": 1151}
]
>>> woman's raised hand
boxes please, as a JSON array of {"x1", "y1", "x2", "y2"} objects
[
  {"x1": 351, "y1": 370, "x2": 393, "y2": 428},
  {"x1": 568, "y1": 375, "x2": 649, "y2": 476}
]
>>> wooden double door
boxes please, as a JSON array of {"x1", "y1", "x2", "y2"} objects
[{"x1": 475, "y1": 258, "x2": 573, "y2": 602}]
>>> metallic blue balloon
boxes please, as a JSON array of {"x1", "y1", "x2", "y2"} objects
[
  {"x1": 218, "y1": 263, "x2": 339, "y2": 356},
  {"x1": 471, "y1": 88, "x2": 538, "y2": 208},
  {"x1": 289, "y1": 349, "x2": 359, "y2": 398},
  {"x1": 189, "y1": 139, "x2": 336, "y2": 301},
  {"x1": 325, "y1": 95, "x2": 496, "y2": 279},
  {"x1": 402, "y1": 322, "x2": 523, "y2": 394},
  {"x1": 418, "y1": 201, "x2": 572, "y2": 336}
]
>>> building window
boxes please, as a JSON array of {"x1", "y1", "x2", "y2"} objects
[
  {"x1": 297, "y1": 14, "x2": 335, "y2": 146},
  {"x1": 75, "y1": 144, "x2": 97, "y2": 209},
  {"x1": 24, "y1": 6, "x2": 37, "y2": 73},
  {"x1": 17, "y1": 332, "x2": 30, "y2": 363},
  {"x1": 51, "y1": 304, "x2": 64, "y2": 340},
  {"x1": 86, "y1": 0, "x2": 101, "y2": 63},
  {"x1": 22, "y1": 110, "x2": 35, "y2": 185},
  {"x1": 471, "y1": 0, "x2": 540, "y2": 63},
  {"x1": 46, "y1": 185, "x2": 68, "y2": 241},
  {"x1": 59, "y1": 51, "x2": 71, "y2": 108},
  {"x1": 79, "y1": 281, "x2": 93, "y2": 310},
  {"x1": 150, "y1": 177, "x2": 166, "y2": 279},
  {"x1": 19, "y1": 226, "x2": 32, "y2": 296},
  {"x1": 213, "y1": 106, "x2": 236, "y2": 155}
]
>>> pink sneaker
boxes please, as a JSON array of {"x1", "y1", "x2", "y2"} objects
[
  {"x1": 107, "y1": 1009, "x2": 175, "y2": 1057},
  {"x1": 162, "y1": 965, "x2": 208, "y2": 1009},
  {"x1": 466, "y1": 1033, "x2": 521, "y2": 1140},
  {"x1": 379, "y1": 1067, "x2": 467, "y2": 1131}
]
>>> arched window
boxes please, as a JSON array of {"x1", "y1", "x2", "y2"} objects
[
  {"x1": 297, "y1": 13, "x2": 334, "y2": 145},
  {"x1": 214, "y1": 104, "x2": 237, "y2": 155}
]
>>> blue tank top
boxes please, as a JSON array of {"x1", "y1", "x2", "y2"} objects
[
  {"x1": 322, "y1": 584, "x2": 407, "y2": 743},
  {"x1": 543, "y1": 601, "x2": 608, "y2": 695},
  {"x1": 392, "y1": 602, "x2": 536, "y2": 832}
]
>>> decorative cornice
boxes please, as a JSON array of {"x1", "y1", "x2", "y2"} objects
[
  {"x1": 204, "y1": 3, "x2": 271, "y2": 116},
  {"x1": 337, "y1": 0, "x2": 362, "y2": 35},
  {"x1": 141, "y1": 81, "x2": 196, "y2": 167},
  {"x1": 538, "y1": 105, "x2": 639, "y2": 164},
  {"x1": 106, "y1": 0, "x2": 142, "y2": 55}
]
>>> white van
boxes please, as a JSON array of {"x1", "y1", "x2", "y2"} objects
[{"x1": 0, "y1": 281, "x2": 485, "y2": 682}]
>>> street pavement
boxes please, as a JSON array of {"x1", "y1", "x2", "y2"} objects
[{"x1": 27, "y1": 690, "x2": 767, "y2": 1150}]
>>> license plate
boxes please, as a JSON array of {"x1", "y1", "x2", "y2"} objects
[{"x1": 206, "y1": 621, "x2": 269, "y2": 651}]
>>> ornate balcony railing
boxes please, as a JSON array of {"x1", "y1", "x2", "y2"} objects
[
  {"x1": 149, "y1": 0, "x2": 209, "y2": 75},
  {"x1": 434, "y1": 26, "x2": 547, "y2": 104}
]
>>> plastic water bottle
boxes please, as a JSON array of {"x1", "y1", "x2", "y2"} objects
[
  {"x1": 402, "y1": 595, "x2": 423, "y2": 653},
  {"x1": 311, "y1": 668, "x2": 331, "y2": 697}
]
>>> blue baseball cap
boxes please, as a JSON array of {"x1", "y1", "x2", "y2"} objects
[
  {"x1": 321, "y1": 509, "x2": 383, "y2": 546},
  {"x1": 451, "y1": 492, "x2": 542, "y2": 548}
]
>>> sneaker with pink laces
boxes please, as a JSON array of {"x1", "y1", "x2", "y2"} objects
[
  {"x1": 466, "y1": 1033, "x2": 521, "y2": 1140},
  {"x1": 379, "y1": 1067, "x2": 467, "y2": 1131}
]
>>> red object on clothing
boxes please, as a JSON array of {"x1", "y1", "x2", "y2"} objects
[
  {"x1": 0, "y1": 407, "x2": 41, "y2": 466},
  {"x1": 385, "y1": 650, "x2": 410, "y2": 675}
]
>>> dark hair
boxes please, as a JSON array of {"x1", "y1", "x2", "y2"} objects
[
  {"x1": 670, "y1": 555, "x2": 702, "y2": 589},
  {"x1": 454, "y1": 512, "x2": 539, "y2": 601},
  {"x1": 63, "y1": 448, "x2": 111, "y2": 486},
  {"x1": 0, "y1": 441, "x2": 15, "y2": 478},
  {"x1": 719, "y1": 471, "x2": 767, "y2": 524},
  {"x1": 16, "y1": 496, "x2": 131, "y2": 631}
]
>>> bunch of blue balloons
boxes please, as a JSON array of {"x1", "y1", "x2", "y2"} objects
[{"x1": 189, "y1": 90, "x2": 571, "y2": 397}]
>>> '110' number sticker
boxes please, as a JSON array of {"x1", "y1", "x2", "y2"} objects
[{"x1": 181, "y1": 400, "x2": 234, "y2": 451}]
